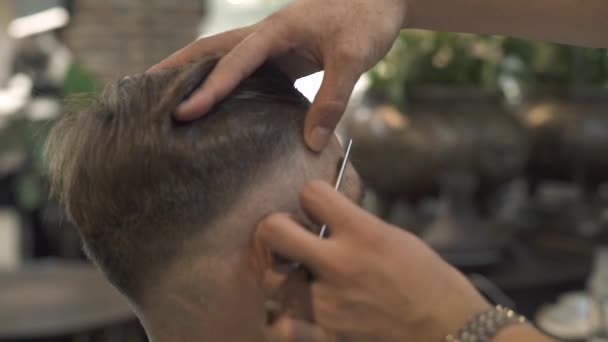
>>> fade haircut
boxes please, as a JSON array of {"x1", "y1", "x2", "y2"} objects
[{"x1": 46, "y1": 59, "x2": 309, "y2": 301}]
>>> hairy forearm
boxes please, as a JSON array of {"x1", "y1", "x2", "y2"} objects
[
  {"x1": 407, "y1": 0, "x2": 607, "y2": 48},
  {"x1": 493, "y1": 324, "x2": 555, "y2": 342}
]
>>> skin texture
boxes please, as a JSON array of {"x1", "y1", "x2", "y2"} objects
[
  {"x1": 144, "y1": 0, "x2": 600, "y2": 339},
  {"x1": 257, "y1": 181, "x2": 492, "y2": 342},
  {"x1": 494, "y1": 325, "x2": 556, "y2": 342},
  {"x1": 150, "y1": 0, "x2": 607, "y2": 151},
  {"x1": 136, "y1": 136, "x2": 366, "y2": 342},
  {"x1": 150, "y1": 0, "x2": 408, "y2": 151}
]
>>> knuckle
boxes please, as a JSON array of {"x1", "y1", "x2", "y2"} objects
[
  {"x1": 216, "y1": 55, "x2": 248, "y2": 83},
  {"x1": 263, "y1": 11, "x2": 286, "y2": 26},
  {"x1": 259, "y1": 16, "x2": 296, "y2": 53},
  {"x1": 334, "y1": 259, "x2": 363, "y2": 279},
  {"x1": 321, "y1": 247, "x2": 362, "y2": 278},
  {"x1": 359, "y1": 218, "x2": 390, "y2": 244},
  {"x1": 221, "y1": 51, "x2": 248, "y2": 70},
  {"x1": 336, "y1": 45, "x2": 363, "y2": 65},
  {"x1": 268, "y1": 212, "x2": 292, "y2": 225},
  {"x1": 300, "y1": 180, "x2": 329, "y2": 202},
  {"x1": 258, "y1": 212, "x2": 291, "y2": 231},
  {"x1": 316, "y1": 100, "x2": 346, "y2": 119}
]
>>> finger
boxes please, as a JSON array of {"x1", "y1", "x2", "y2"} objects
[
  {"x1": 255, "y1": 213, "x2": 330, "y2": 273},
  {"x1": 305, "y1": 60, "x2": 361, "y2": 151},
  {"x1": 147, "y1": 27, "x2": 252, "y2": 73},
  {"x1": 299, "y1": 181, "x2": 372, "y2": 236},
  {"x1": 271, "y1": 316, "x2": 334, "y2": 342},
  {"x1": 175, "y1": 23, "x2": 292, "y2": 120}
]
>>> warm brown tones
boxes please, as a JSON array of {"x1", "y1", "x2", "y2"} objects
[{"x1": 45, "y1": 59, "x2": 310, "y2": 301}]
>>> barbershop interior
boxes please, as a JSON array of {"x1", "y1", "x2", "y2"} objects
[{"x1": 0, "y1": 0, "x2": 607, "y2": 341}]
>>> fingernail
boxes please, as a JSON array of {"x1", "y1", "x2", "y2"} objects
[
  {"x1": 175, "y1": 102, "x2": 200, "y2": 122},
  {"x1": 309, "y1": 126, "x2": 332, "y2": 152},
  {"x1": 176, "y1": 101, "x2": 192, "y2": 115},
  {"x1": 146, "y1": 64, "x2": 161, "y2": 73}
]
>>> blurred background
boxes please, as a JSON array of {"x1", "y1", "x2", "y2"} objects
[{"x1": 0, "y1": 0, "x2": 607, "y2": 341}]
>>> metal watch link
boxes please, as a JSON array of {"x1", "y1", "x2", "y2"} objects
[{"x1": 445, "y1": 305, "x2": 528, "y2": 342}]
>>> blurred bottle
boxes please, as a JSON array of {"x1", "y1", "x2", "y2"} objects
[{"x1": 588, "y1": 247, "x2": 608, "y2": 341}]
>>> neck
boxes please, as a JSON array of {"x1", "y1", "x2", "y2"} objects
[
  {"x1": 137, "y1": 261, "x2": 268, "y2": 342},
  {"x1": 139, "y1": 291, "x2": 215, "y2": 342},
  {"x1": 141, "y1": 295, "x2": 268, "y2": 342}
]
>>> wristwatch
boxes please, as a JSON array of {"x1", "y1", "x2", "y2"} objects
[{"x1": 445, "y1": 305, "x2": 528, "y2": 342}]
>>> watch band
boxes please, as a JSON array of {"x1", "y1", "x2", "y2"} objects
[{"x1": 445, "y1": 305, "x2": 527, "y2": 342}]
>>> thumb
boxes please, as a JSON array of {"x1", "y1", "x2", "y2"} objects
[
  {"x1": 271, "y1": 316, "x2": 336, "y2": 342},
  {"x1": 305, "y1": 62, "x2": 361, "y2": 152}
]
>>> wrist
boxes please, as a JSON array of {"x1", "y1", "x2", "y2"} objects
[
  {"x1": 440, "y1": 270, "x2": 492, "y2": 339},
  {"x1": 446, "y1": 305, "x2": 531, "y2": 342},
  {"x1": 418, "y1": 265, "x2": 491, "y2": 341},
  {"x1": 492, "y1": 324, "x2": 554, "y2": 342}
]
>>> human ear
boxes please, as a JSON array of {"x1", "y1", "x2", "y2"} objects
[
  {"x1": 251, "y1": 215, "x2": 315, "y2": 322},
  {"x1": 251, "y1": 219, "x2": 293, "y2": 295}
]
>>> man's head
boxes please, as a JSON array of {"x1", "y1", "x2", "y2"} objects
[{"x1": 46, "y1": 59, "x2": 362, "y2": 340}]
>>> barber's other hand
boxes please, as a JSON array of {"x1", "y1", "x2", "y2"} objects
[
  {"x1": 149, "y1": 0, "x2": 408, "y2": 151},
  {"x1": 256, "y1": 181, "x2": 490, "y2": 342}
]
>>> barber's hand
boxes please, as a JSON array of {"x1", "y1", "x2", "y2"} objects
[
  {"x1": 149, "y1": 0, "x2": 408, "y2": 151},
  {"x1": 256, "y1": 181, "x2": 490, "y2": 342}
]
